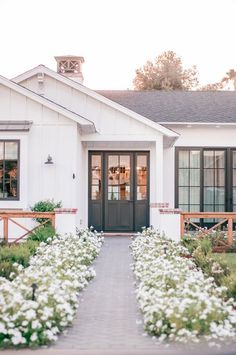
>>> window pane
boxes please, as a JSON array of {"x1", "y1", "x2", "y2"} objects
[
  {"x1": 190, "y1": 169, "x2": 200, "y2": 186},
  {"x1": 215, "y1": 188, "x2": 225, "y2": 204},
  {"x1": 204, "y1": 204, "x2": 214, "y2": 212},
  {"x1": 233, "y1": 151, "x2": 236, "y2": 169},
  {"x1": 215, "y1": 151, "x2": 224, "y2": 168},
  {"x1": 215, "y1": 205, "x2": 225, "y2": 212},
  {"x1": 189, "y1": 205, "x2": 200, "y2": 212},
  {"x1": 204, "y1": 151, "x2": 214, "y2": 168},
  {"x1": 190, "y1": 151, "x2": 200, "y2": 168},
  {"x1": 190, "y1": 187, "x2": 200, "y2": 204},
  {"x1": 179, "y1": 151, "x2": 189, "y2": 168},
  {"x1": 179, "y1": 187, "x2": 188, "y2": 204},
  {"x1": 179, "y1": 169, "x2": 189, "y2": 186},
  {"x1": 179, "y1": 204, "x2": 188, "y2": 212},
  {"x1": 233, "y1": 187, "x2": 236, "y2": 205},
  {"x1": 204, "y1": 169, "x2": 214, "y2": 186},
  {"x1": 204, "y1": 187, "x2": 214, "y2": 204},
  {"x1": 5, "y1": 142, "x2": 18, "y2": 160},
  {"x1": 137, "y1": 185, "x2": 147, "y2": 200},
  {"x1": 215, "y1": 169, "x2": 225, "y2": 187},
  {"x1": 233, "y1": 170, "x2": 236, "y2": 187},
  {"x1": 0, "y1": 142, "x2": 3, "y2": 160}
]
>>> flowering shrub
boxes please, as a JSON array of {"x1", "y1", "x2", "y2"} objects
[
  {"x1": 131, "y1": 228, "x2": 236, "y2": 344},
  {"x1": 0, "y1": 229, "x2": 103, "y2": 348}
]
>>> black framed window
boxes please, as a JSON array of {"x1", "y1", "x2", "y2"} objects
[
  {"x1": 0, "y1": 141, "x2": 19, "y2": 200},
  {"x1": 176, "y1": 148, "x2": 227, "y2": 214}
]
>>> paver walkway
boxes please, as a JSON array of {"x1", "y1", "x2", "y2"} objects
[{"x1": 54, "y1": 236, "x2": 160, "y2": 351}]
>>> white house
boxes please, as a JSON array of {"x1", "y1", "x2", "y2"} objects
[{"x1": 1, "y1": 55, "x2": 236, "y2": 234}]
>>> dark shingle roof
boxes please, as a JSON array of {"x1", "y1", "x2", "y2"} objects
[{"x1": 97, "y1": 90, "x2": 236, "y2": 123}]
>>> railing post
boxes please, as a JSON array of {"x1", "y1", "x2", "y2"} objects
[
  {"x1": 228, "y1": 218, "x2": 233, "y2": 245},
  {"x1": 180, "y1": 213, "x2": 185, "y2": 238},
  {"x1": 3, "y1": 217, "x2": 8, "y2": 244},
  {"x1": 51, "y1": 214, "x2": 56, "y2": 230}
]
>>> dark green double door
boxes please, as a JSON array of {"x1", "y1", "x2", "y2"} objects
[{"x1": 88, "y1": 151, "x2": 149, "y2": 232}]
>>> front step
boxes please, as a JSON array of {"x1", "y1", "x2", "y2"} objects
[{"x1": 103, "y1": 232, "x2": 135, "y2": 237}]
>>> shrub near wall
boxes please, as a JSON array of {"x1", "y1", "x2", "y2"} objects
[
  {"x1": 131, "y1": 228, "x2": 236, "y2": 345},
  {"x1": 0, "y1": 229, "x2": 103, "y2": 348}
]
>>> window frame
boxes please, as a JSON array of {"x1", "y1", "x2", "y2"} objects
[
  {"x1": 175, "y1": 147, "x2": 229, "y2": 212},
  {"x1": 0, "y1": 139, "x2": 20, "y2": 201}
]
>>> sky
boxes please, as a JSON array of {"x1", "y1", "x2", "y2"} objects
[{"x1": 0, "y1": 0, "x2": 235, "y2": 89}]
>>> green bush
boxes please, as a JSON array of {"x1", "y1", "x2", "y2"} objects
[
  {"x1": 0, "y1": 240, "x2": 39, "y2": 268},
  {"x1": 0, "y1": 261, "x2": 18, "y2": 280},
  {"x1": 28, "y1": 225, "x2": 56, "y2": 243},
  {"x1": 30, "y1": 199, "x2": 62, "y2": 224}
]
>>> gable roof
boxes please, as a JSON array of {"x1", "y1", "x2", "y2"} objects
[
  {"x1": 97, "y1": 90, "x2": 236, "y2": 124},
  {"x1": 12, "y1": 65, "x2": 178, "y2": 138},
  {"x1": 0, "y1": 75, "x2": 95, "y2": 132}
]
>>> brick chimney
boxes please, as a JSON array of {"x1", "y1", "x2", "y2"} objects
[{"x1": 54, "y1": 55, "x2": 84, "y2": 84}]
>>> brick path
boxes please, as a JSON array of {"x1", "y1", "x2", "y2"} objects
[{"x1": 53, "y1": 236, "x2": 160, "y2": 351}]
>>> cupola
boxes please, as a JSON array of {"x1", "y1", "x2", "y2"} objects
[{"x1": 54, "y1": 55, "x2": 84, "y2": 84}]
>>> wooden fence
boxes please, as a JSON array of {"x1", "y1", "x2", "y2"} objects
[
  {"x1": 180, "y1": 212, "x2": 236, "y2": 245},
  {"x1": 0, "y1": 211, "x2": 55, "y2": 244}
]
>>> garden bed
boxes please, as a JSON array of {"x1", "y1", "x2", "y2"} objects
[
  {"x1": 0, "y1": 229, "x2": 103, "y2": 348},
  {"x1": 131, "y1": 228, "x2": 236, "y2": 345}
]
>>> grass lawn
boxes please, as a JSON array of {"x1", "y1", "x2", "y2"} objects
[{"x1": 213, "y1": 253, "x2": 236, "y2": 272}]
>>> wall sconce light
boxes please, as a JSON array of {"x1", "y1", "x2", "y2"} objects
[{"x1": 44, "y1": 154, "x2": 54, "y2": 165}]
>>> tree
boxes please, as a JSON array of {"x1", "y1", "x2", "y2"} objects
[
  {"x1": 199, "y1": 69, "x2": 236, "y2": 91},
  {"x1": 133, "y1": 51, "x2": 199, "y2": 91},
  {"x1": 221, "y1": 69, "x2": 236, "y2": 90}
]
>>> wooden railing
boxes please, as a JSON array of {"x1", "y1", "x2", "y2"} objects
[
  {"x1": 181, "y1": 212, "x2": 236, "y2": 245},
  {"x1": 0, "y1": 211, "x2": 55, "y2": 244}
]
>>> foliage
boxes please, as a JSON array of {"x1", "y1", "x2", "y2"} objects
[
  {"x1": 0, "y1": 229, "x2": 103, "y2": 348},
  {"x1": 133, "y1": 51, "x2": 199, "y2": 91},
  {"x1": 28, "y1": 225, "x2": 56, "y2": 243},
  {"x1": 131, "y1": 228, "x2": 236, "y2": 345},
  {"x1": 222, "y1": 274, "x2": 236, "y2": 300},
  {"x1": 30, "y1": 199, "x2": 62, "y2": 224},
  {"x1": 0, "y1": 240, "x2": 39, "y2": 268},
  {"x1": 0, "y1": 262, "x2": 19, "y2": 280},
  {"x1": 199, "y1": 68, "x2": 236, "y2": 91}
]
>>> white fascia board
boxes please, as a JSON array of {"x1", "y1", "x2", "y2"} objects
[
  {"x1": 13, "y1": 65, "x2": 178, "y2": 138},
  {"x1": 0, "y1": 74, "x2": 95, "y2": 131}
]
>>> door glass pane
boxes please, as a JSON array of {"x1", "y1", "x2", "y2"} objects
[
  {"x1": 179, "y1": 151, "x2": 189, "y2": 168},
  {"x1": 120, "y1": 185, "x2": 130, "y2": 200},
  {"x1": 120, "y1": 155, "x2": 130, "y2": 185},
  {"x1": 92, "y1": 185, "x2": 101, "y2": 200},
  {"x1": 137, "y1": 186, "x2": 147, "y2": 200},
  {"x1": 137, "y1": 155, "x2": 147, "y2": 185},
  {"x1": 108, "y1": 186, "x2": 119, "y2": 200},
  {"x1": 91, "y1": 155, "x2": 101, "y2": 200},
  {"x1": 108, "y1": 155, "x2": 119, "y2": 186},
  {"x1": 136, "y1": 154, "x2": 147, "y2": 200}
]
